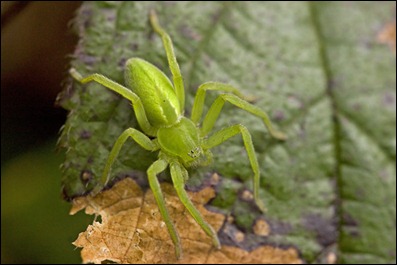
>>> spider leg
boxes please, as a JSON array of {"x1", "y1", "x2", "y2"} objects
[
  {"x1": 190, "y1": 82, "x2": 253, "y2": 124},
  {"x1": 200, "y1": 93, "x2": 287, "y2": 140},
  {"x1": 150, "y1": 10, "x2": 185, "y2": 111},
  {"x1": 100, "y1": 128, "x2": 159, "y2": 186},
  {"x1": 203, "y1": 124, "x2": 266, "y2": 212},
  {"x1": 147, "y1": 159, "x2": 182, "y2": 259},
  {"x1": 170, "y1": 161, "x2": 221, "y2": 249},
  {"x1": 70, "y1": 68, "x2": 157, "y2": 136}
]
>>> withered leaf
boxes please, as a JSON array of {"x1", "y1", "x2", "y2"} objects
[
  {"x1": 377, "y1": 20, "x2": 396, "y2": 53},
  {"x1": 71, "y1": 178, "x2": 301, "y2": 264}
]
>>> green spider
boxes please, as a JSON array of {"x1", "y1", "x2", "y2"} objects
[{"x1": 70, "y1": 10, "x2": 286, "y2": 258}]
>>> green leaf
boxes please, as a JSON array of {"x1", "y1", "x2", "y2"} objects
[{"x1": 58, "y1": 2, "x2": 396, "y2": 263}]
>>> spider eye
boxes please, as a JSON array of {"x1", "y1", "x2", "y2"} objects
[{"x1": 188, "y1": 147, "x2": 201, "y2": 158}]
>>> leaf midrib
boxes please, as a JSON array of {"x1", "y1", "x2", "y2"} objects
[{"x1": 308, "y1": 2, "x2": 343, "y2": 262}]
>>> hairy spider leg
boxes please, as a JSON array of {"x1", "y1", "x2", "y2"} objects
[
  {"x1": 150, "y1": 10, "x2": 185, "y2": 111},
  {"x1": 190, "y1": 82, "x2": 249, "y2": 124},
  {"x1": 203, "y1": 124, "x2": 266, "y2": 212},
  {"x1": 170, "y1": 161, "x2": 221, "y2": 249},
  {"x1": 147, "y1": 159, "x2": 182, "y2": 259},
  {"x1": 195, "y1": 84, "x2": 287, "y2": 212},
  {"x1": 100, "y1": 128, "x2": 159, "y2": 185},
  {"x1": 201, "y1": 93, "x2": 287, "y2": 140},
  {"x1": 69, "y1": 69, "x2": 157, "y2": 136}
]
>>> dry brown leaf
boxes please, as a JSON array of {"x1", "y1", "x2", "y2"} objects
[
  {"x1": 71, "y1": 178, "x2": 301, "y2": 264},
  {"x1": 253, "y1": 218, "x2": 270, "y2": 237},
  {"x1": 377, "y1": 20, "x2": 396, "y2": 53}
]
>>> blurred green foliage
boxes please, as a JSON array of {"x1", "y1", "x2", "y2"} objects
[{"x1": 1, "y1": 141, "x2": 92, "y2": 263}]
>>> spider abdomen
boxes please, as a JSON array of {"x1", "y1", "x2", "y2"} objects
[{"x1": 125, "y1": 58, "x2": 181, "y2": 128}]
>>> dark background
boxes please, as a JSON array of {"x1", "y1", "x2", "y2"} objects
[{"x1": 1, "y1": 2, "x2": 91, "y2": 263}]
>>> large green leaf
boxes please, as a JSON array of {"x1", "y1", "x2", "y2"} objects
[{"x1": 58, "y1": 2, "x2": 396, "y2": 263}]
